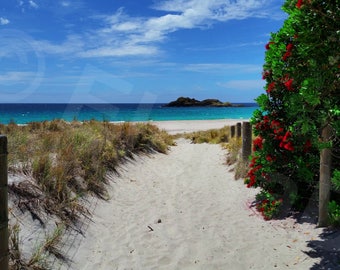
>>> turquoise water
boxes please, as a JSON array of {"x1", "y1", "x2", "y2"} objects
[{"x1": 0, "y1": 103, "x2": 258, "y2": 124}]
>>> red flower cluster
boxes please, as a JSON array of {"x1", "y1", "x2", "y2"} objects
[
  {"x1": 284, "y1": 78, "x2": 294, "y2": 91},
  {"x1": 257, "y1": 198, "x2": 283, "y2": 220},
  {"x1": 271, "y1": 120, "x2": 284, "y2": 136},
  {"x1": 266, "y1": 82, "x2": 276, "y2": 94},
  {"x1": 296, "y1": 0, "x2": 303, "y2": 8},
  {"x1": 255, "y1": 115, "x2": 270, "y2": 131},
  {"x1": 282, "y1": 43, "x2": 294, "y2": 61},
  {"x1": 265, "y1": 42, "x2": 275, "y2": 50},
  {"x1": 286, "y1": 43, "x2": 294, "y2": 51},
  {"x1": 247, "y1": 159, "x2": 262, "y2": 188},
  {"x1": 279, "y1": 131, "x2": 295, "y2": 151},
  {"x1": 262, "y1": 70, "x2": 271, "y2": 80},
  {"x1": 253, "y1": 136, "x2": 264, "y2": 151}
]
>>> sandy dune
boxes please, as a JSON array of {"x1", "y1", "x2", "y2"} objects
[{"x1": 63, "y1": 138, "x2": 323, "y2": 270}]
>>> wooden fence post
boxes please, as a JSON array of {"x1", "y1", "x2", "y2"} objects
[
  {"x1": 242, "y1": 122, "x2": 252, "y2": 161},
  {"x1": 230, "y1": 125, "x2": 236, "y2": 138},
  {"x1": 0, "y1": 136, "x2": 8, "y2": 270},
  {"x1": 318, "y1": 125, "x2": 332, "y2": 227},
  {"x1": 236, "y1": 122, "x2": 242, "y2": 138}
]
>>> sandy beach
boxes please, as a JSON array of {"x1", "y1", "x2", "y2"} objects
[
  {"x1": 147, "y1": 119, "x2": 245, "y2": 134},
  {"x1": 60, "y1": 120, "x2": 325, "y2": 270}
]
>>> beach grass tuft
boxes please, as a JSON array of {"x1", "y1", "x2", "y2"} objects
[{"x1": 183, "y1": 126, "x2": 230, "y2": 144}]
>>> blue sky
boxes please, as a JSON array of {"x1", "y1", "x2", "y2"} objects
[{"x1": 0, "y1": 0, "x2": 286, "y2": 103}]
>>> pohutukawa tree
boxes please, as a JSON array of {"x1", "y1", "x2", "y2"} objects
[{"x1": 246, "y1": 0, "x2": 340, "y2": 222}]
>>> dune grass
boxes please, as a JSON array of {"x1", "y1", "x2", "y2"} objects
[
  {"x1": 183, "y1": 126, "x2": 230, "y2": 144},
  {"x1": 2, "y1": 119, "x2": 174, "y2": 269}
]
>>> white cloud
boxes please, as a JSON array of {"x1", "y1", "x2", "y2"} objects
[
  {"x1": 29, "y1": 0, "x2": 39, "y2": 9},
  {"x1": 83, "y1": 0, "x2": 278, "y2": 58},
  {"x1": 0, "y1": 71, "x2": 39, "y2": 84},
  {"x1": 8, "y1": 0, "x2": 280, "y2": 59},
  {"x1": 33, "y1": 35, "x2": 84, "y2": 54},
  {"x1": 0, "y1": 17, "x2": 10, "y2": 25},
  {"x1": 61, "y1": 1, "x2": 70, "y2": 7},
  {"x1": 152, "y1": 0, "x2": 271, "y2": 21},
  {"x1": 80, "y1": 45, "x2": 160, "y2": 58}
]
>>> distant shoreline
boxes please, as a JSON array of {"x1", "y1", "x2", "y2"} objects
[
  {"x1": 0, "y1": 103, "x2": 257, "y2": 125},
  {"x1": 0, "y1": 102, "x2": 258, "y2": 105}
]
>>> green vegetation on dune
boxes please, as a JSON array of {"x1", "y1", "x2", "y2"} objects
[{"x1": 2, "y1": 119, "x2": 174, "y2": 269}]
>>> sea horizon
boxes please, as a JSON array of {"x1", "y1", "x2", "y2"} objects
[{"x1": 0, "y1": 103, "x2": 258, "y2": 124}]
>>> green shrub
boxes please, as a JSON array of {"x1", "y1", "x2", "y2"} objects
[
  {"x1": 246, "y1": 0, "x2": 339, "y2": 218},
  {"x1": 328, "y1": 201, "x2": 340, "y2": 227}
]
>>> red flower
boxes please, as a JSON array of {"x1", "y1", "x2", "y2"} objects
[
  {"x1": 262, "y1": 70, "x2": 271, "y2": 80},
  {"x1": 282, "y1": 131, "x2": 292, "y2": 142},
  {"x1": 247, "y1": 173, "x2": 256, "y2": 188},
  {"x1": 265, "y1": 42, "x2": 275, "y2": 50},
  {"x1": 273, "y1": 127, "x2": 284, "y2": 134},
  {"x1": 282, "y1": 51, "x2": 292, "y2": 61},
  {"x1": 284, "y1": 79, "x2": 294, "y2": 91},
  {"x1": 296, "y1": 0, "x2": 303, "y2": 8},
  {"x1": 303, "y1": 139, "x2": 312, "y2": 152},
  {"x1": 278, "y1": 131, "x2": 295, "y2": 151},
  {"x1": 286, "y1": 43, "x2": 294, "y2": 51},
  {"x1": 270, "y1": 120, "x2": 281, "y2": 130},
  {"x1": 253, "y1": 137, "x2": 263, "y2": 151},
  {"x1": 250, "y1": 156, "x2": 258, "y2": 167},
  {"x1": 267, "y1": 82, "x2": 276, "y2": 93},
  {"x1": 284, "y1": 141, "x2": 294, "y2": 151},
  {"x1": 266, "y1": 155, "x2": 275, "y2": 162}
]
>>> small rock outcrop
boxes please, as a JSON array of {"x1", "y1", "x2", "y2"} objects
[{"x1": 164, "y1": 97, "x2": 236, "y2": 107}]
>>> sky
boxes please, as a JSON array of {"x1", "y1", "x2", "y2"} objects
[{"x1": 0, "y1": 0, "x2": 287, "y2": 103}]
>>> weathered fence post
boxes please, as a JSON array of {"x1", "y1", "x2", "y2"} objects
[
  {"x1": 318, "y1": 125, "x2": 332, "y2": 227},
  {"x1": 236, "y1": 122, "x2": 242, "y2": 138},
  {"x1": 242, "y1": 122, "x2": 252, "y2": 161},
  {"x1": 230, "y1": 125, "x2": 236, "y2": 138},
  {"x1": 0, "y1": 136, "x2": 8, "y2": 270}
]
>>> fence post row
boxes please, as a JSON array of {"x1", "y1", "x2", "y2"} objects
[
  {"x1": 0, "y1": 136, "x2": 8, "y2": 270},
  {"x1": 242, "y1": 122, "x2": 252, "y2": 162}
]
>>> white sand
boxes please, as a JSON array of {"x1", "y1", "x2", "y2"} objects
[
  {"x1": 148, "y1": 119, "x2": 246, "y2": 134},
  {"x1": 64, "y1": 137, "x2": 323, "y2": 270}
]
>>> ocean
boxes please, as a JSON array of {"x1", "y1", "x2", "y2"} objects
[{"x1": 0, "y1": 103, "x2": 258, "y2": 124}]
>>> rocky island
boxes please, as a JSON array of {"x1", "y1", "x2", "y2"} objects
[{"x1": 163, "y1": 97, "x2": 241, "y2": 107}]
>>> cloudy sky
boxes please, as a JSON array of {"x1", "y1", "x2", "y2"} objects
[{"x1": 0, "y1": 0, "x2": 286, "y2": 103}]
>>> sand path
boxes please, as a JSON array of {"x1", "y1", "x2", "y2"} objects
[{"x1": 65, "y1": 139, "x2": 322, "y2": 270}]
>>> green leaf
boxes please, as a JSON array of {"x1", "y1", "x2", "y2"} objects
[
  {"x1": 255, "y1": 94, "x2": 269, "y2": 109},
  {"x1": 300, "y1": 80, "x2": 321, "y2": 106},
  {"x1": 331, "y1": 170, "x2": 340, "y2": 191}
]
